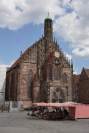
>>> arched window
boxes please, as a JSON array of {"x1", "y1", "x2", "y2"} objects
[
  {"x1": 28, "y1": 69, "x2": 33, "y2": 98},
  {"x1": 63, "y1": 73, "x2": 68, "y2": 83},
  {"x1": 52, "y1": 88, "x2": 65, "y2": 103},
  {"x1": 66, "y1": 86, "x2": 68, "y2": 101},
  {"x1": 53, "y1": 66, "x2": 61, "y2": 80},
  {"x1": 29, "y1": 69, "x2": 33, "y2": 80},
  {"x1": 48, "y1": 66, "x2": 52, "y2": 80}
]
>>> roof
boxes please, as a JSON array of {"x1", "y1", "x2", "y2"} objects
[
  {"x1": 84, "y1": 68, "x2": 89, "y2": 78},
  {"x1": 7, "y1": 38, "x2": 43, "y2": 72},
  {"x1": 45, "y1": 12, "x2": 52, "y2": 20},
  {"x1": 33, "y1": 102, "x2": 80, "y2": 108},
  {"x1": 7, "y1": 47, "x2": 30, "y2": 72}
]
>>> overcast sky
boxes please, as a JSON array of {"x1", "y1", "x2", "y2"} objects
[{"x1": 0, "y1": 0, "x2": 89, "y2": 74}]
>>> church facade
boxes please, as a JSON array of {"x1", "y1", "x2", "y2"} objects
[
  {"x1": 5, "y1": 17, "x2": 73, "y2": 108},
  {"x1": 73, "y1": 68, "x2": 89, "y2": 104}
]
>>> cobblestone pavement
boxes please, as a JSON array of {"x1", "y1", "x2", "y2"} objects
[{"x1": 0, "y1": 112, "x2": 89, "y2": 133}]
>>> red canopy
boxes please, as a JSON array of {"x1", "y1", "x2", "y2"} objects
[{"x1": 32, "y1": 102, "x2": 78, "y2": 108}]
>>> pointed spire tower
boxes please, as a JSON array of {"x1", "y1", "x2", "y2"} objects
[{"x1": 44, "y1": 13, "x2": 53, "y2": 40}]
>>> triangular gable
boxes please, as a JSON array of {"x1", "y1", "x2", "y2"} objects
[{"x1": 80, "y1": 68, "x2": 89, "y2": 80}]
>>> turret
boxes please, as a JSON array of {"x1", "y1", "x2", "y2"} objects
[{"x1": 44, "y1": 16, "x2": 53, "y2": 40}]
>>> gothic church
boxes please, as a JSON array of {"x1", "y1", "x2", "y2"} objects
[{"x1": 5, "y1": 17, "x2": 73, "y2": 108}]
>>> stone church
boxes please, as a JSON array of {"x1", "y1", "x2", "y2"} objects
[
  {"x1": 5, "y1": 17, "x2": 73, "y2": 108},
  {"x1": 73, "y1": 68, "x2": 89, "y2": 104}
]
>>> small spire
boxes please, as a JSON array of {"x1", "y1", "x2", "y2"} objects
[
  {"x1": 47, "y1": 12, "x2": 51, "y2": 19},
  {"x1": 71, "y1": 59, "x2": 73, "y2": 68},
  {"x1": 20, "y1": 51, "x2": 23, "y2": 56},
  {"x1": 48, "y1": 12, "x2": 50, "y2": 18}
]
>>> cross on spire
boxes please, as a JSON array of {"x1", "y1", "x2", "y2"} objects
[
  {"x1": 47, "y1": 12, "x2": 50, "y2": 18},
  {"x1": 48, "y1": 12, "x2": 50, "y2": 18}
]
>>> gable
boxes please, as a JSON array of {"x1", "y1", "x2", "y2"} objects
[{"x1": 80, "y1": 68, "x2": 89, "y2": 80}]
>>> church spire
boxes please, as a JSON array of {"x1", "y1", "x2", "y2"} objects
[
  {"x1": 47, "y1": 12, "x2": 50, "y2": 18},
  {"x1": 44, "y1": 14, "x2": 53, "y2": 40}
]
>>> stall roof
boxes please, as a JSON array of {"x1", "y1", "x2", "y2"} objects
[{"x1": 32, "y1": 102, "x2": 79, "y2": 108}]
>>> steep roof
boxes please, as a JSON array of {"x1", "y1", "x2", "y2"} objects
[
  {"x1": 7, "y1": 47, "x2": 30, "y2": 71},
  {"x1": 7, "y1": 17, "x2": 70, "y2": 72},
  {"x1": 7, "y1": 37, "x2": 43, "y2": 72},
  {"x1": 84, "y1": 68, "x2": 89, "y2": 78}
]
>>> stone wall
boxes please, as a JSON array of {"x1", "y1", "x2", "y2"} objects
[{"x1": 79, "y1": 79, "x2": 89, "y2": 103}]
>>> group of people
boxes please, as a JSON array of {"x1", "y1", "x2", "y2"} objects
[
  {"x1": 27, "y1": 106, "x2": 70, "y2": 120},
  {"x1": 0, "y1": 104, "x2": 9, "y2": 112}
]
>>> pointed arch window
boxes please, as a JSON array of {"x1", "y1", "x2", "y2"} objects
[
  {"x1": 53, "y1": 66, "x2": 61, "y2": 80},
  {"x1": 63, "y1": 73, "x2": 68, "y2": 83},
  {"x1": 48, "y1": 65, "x2": 53, "y2": 80},
  {"x1": 52, "y1": 88, "x2": 65, "y2": 103},
  {"x1": 29, "y1": 69, "x2": 33, "y2": 80},
  {"x1": 28, "y1": 69, "x2": 33, "y2": 98}
]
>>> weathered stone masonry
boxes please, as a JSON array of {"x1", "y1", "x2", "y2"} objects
[{"x1": 5, "y1": 17, "x2": 73, "y2": 108}]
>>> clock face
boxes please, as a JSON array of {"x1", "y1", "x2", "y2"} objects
[{"x1": 55, "y1": 51, "x2": 60, "y2": 58}]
